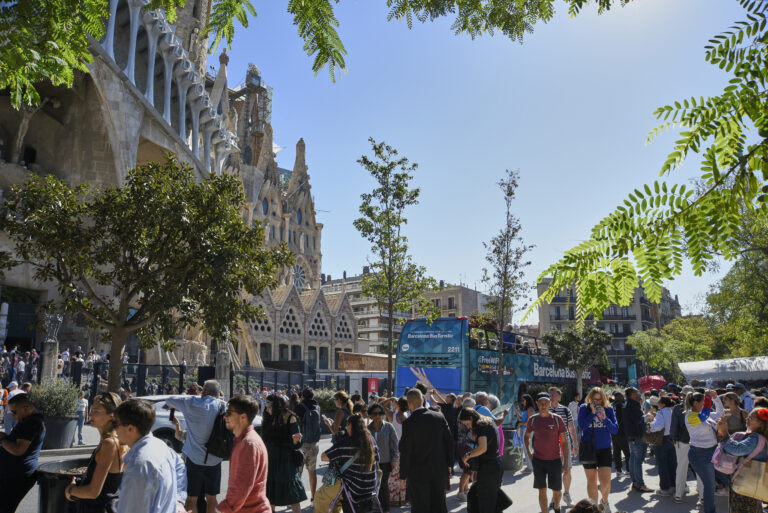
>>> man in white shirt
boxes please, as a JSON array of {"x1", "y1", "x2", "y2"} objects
[{"x1": 115, "y1": 399, "x2": 187, "y2": 513}]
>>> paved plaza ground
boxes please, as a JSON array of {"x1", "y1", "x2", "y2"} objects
[{"x1": 16, "y1": 428, "x2": 732, "y2": 513}]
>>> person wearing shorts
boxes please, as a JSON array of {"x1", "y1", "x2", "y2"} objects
[
  {"x1": 577, "y1": 387, "x2": 619, "y2": 513},
  {"x1": 549, "y1": 387, "x2": 579, "y2": 508},
  {"x1": 524, "y1": 393, "x2": 568, "y2": 513}
]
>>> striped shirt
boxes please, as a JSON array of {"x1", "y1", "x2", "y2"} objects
[
  {"x1": 550, "y1": 404, "x2": 574, "y2": 445},
  {"x1": 325, "y1": 434, "x2": 380, "y2": 503}
]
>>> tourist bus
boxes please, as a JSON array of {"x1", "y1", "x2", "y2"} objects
[{"x1": 394, "y1": 317, "x2": 601, "y2": 424}]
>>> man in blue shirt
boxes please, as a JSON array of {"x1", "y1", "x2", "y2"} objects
[
  {"x1": 166, "y1": 380, "x2": 226, "y2": 513},
  {"x1": 115, "y1": 399, "x2": 187, "y2": 513},
  {"x1": 0, "y1": 393, "x2": 45, "y2": 513}
]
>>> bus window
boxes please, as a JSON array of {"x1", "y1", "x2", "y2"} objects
[
  {"x1": 469, "y1": 328, "x2": 485, "y2": 349},
  {"x1": 486, "y1": 330, "x2": 499, "y2": 350}
]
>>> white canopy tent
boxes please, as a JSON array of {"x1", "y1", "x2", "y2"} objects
[{"x1": 678, "y1": 356, "x2": 768, "y2": 382}]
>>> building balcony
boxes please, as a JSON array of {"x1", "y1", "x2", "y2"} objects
[
  {"x1": 640, "y1": 296, "x2": 652, "y2": 306},
  {"x1": 549, "y1": 314, "x2": 575, "y2": 321},
  {"x1": 601, "y1": 314, "x2": 636, "y2": 321},
  {"x1": 641, "y1": 316, "x2": 654, "y2": 323},
  {"x1": 611, "y1": 331, "x2": 633, "y2": 338},
  {"x1": 550, "y1": 296, "x2": 577, "y2": 303}
]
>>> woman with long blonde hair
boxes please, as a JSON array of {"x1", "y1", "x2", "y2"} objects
[
  {"x1": 577, "y1": 387, "x2": 618, "y2": 512},
  {"x1": 64, "y1": 392, "x2": 125, "y2": 512}
]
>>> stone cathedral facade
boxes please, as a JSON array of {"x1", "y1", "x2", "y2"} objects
[{"x1": 0, "y1": 0, "x2": 357, "y2": 370}]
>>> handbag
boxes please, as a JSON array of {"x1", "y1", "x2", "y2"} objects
[
  {"x1": 731, "y1": 434, "x2": 768, "y2": 501},
  {"x1": 711, "y1": 443, "x2": 740, "y2": 474},
  {"x1": 642, "y1": 425, "x2": 664, "y2": 446},
  {"x1": 322, "y1": 453, "x2": 357, "y2": 487},
  {"x1": 292, "y1": 448, "x2": 304, "y2": 467}
]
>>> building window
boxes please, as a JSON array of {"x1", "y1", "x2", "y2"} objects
[
  {"x1": 623, "y1": 323, "x2": 631, "y2": 335},
  {"x1": 262, "y1": 198, "x2": 268, "y2": 215},
  {"x1": 260, "y1": 343, "x2": 272, "y2": 362},
  {"x1": 610, "y1": 323, "x2": 618, "y2": 333},
  {"x1": 319, "y1": 347, "x2": 329, "y2": 369},
  {"x1": 307, "y1": 346, "x2": 317, "y2": 368},
  {"x1": 622, "y1": 306, "x2": 629, "y2": 318},
  {"x1": 270, "y1": 225, "x2": 275, "y2": 240},
  {"x1": 280, "y1": 227, "x2": 284, "y2": 241},
  {"x1": 279, "y1": 344, "x2": 289, "y2": 361},
  {"x1": 448, "y1": 297, "x2": 455, "y2": 309},
  {"x1": 297, "y1": 209, "x2": 302, "y2": 225},
  {"x1": 554, "y1": 306, "x2": 561, "y2": 320},
  {"x1": 291, "y1": 345, "x2": 302, "y2": 360},
  {"x1": 433, "y1": 299, "x2": 441, "y2": 308}
]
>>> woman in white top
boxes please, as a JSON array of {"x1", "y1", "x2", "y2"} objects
[
  {"x1": 648, "y1": 396, "x2": 676, "y2": 495},
  {"x1": 683, "y1": 390, "x2": 725, "y2": 513}
]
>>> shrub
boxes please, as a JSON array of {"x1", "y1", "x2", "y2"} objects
[
  {"x1": 29, "y1": 380, "x2": 79, "y2": 417},
  {"x1": 313, "y1": 388, "x2": 337, "y2": 412}
]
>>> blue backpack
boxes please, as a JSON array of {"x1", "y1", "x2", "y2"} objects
[{"x1": 302, "y1": 404, "x2": 322, "y2": 444}]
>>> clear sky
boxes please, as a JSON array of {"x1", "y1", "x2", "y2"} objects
[{"x1": 211, "y1": 0, "x2": 745, "y2": 322}]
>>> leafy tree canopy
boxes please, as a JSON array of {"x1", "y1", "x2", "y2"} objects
[
  {"x1": 541, "y1": 324, "x2": 611, "y2": 395},
  {"x1": 353, "y1": 138, "x2": 438, "y2": 394},
  {"x1": 530, "y1": 0, "x2": 768, "y2": 323},
  {"x1": 0, "y1": 156, "x2": 292, "y2": 391},
  {"x1": 2, "y1": 0, "x2": 630, "y2": 109}
]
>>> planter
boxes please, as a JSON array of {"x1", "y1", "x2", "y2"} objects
[
  {"x1": 37, "y1": 457, "x2": 90, "y2": 513},
  {"x1": 41, "y1": 416, "x2": 78, "y2": 450}
]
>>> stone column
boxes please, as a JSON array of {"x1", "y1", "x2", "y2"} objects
[
  {"x1": 159, "y1": 34, "x2": 183, "y2": 124},
  {"x1": 123, "y1": 0, "x2": 144, "y2": 84},
  {"x1": 101, "y1": 0, "x2": 120, "y2": 60},
  {"x1": 40, "y1": 314, "x2": 63, "y2": 382},
  {"x1": 142, "y1": 11, "x2": 168, "y2": 103},
  {"x1": 215, "y1": 349, "x2": 231, "y2": 399}
]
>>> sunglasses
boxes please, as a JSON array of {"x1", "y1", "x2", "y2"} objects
[{"x1": 370, "y1": 411, "x2": 384, "y2": 416}]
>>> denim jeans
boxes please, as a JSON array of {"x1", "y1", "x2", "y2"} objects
[
  {"x1": 75, "y1": 411, "x2": 85, "y2": 444},
  {"x1": 688, "y1": 445, "x2": 717, "y2": 513},
  {"x1": 628, "y1": 438, "x2": 648, "y2": 488},
  {"x1": 655, "y1": 436, "x2": 677, "y2": 491}
]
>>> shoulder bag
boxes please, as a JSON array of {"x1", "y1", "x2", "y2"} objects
[
  {"x1": 731, "y1": 434, "x2": 768, "y2": 502},
  {"x1": 642, "y1": 424, "x2": 664, "y2": 447},
  {"x1": 322, "y1": 452, "x2": 358, "y2": 487}
]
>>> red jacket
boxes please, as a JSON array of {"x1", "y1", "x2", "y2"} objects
[{"x1": 217, "y1": 425, "x2": 271, "y2": 513}]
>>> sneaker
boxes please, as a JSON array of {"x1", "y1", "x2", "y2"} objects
[
  {"x1": 632, "y1": 484, "x2": 653, "y2": 493},
  {"x1": 599, "y1": 500, "x2": 611, "y2": 513},
  {"x1": 655, "y1": 489, "x2": 673, "y2": 497},
  {"x1": 715, "y1": 487, "x2": 729, "y2": 497},
  {"x1": 563, "y1": 492, "x2": 573, "y2": 507},
  {"x1": 673, "y1": 496, "x2": 683, "y2": 504},
  {"x1": 456, "y1": 492, "x2": 467, "y2": 502}
]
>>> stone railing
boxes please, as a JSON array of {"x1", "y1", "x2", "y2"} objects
[{"x1": 99, "y1": 0, "x2": 237, "y2": 173}]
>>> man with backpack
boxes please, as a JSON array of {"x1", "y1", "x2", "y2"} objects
[
  {"x1": 294, "y1": 388, "x2": 322, "y2": 502},
  {"x1": 166, "y1": 380, "x2": 227, "y2": 513}
]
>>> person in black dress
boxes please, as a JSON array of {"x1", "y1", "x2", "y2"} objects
[
  {"x1": 262, "y1": 394, "x2": 306, "y2": 513},
  {"x1": 65, "y1": 393, "x2": 124, "y2": 513},
  {"x1": 459, "y1": 407, "x2": 504, "y2": 513}
]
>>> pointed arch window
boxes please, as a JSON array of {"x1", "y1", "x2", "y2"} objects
[
  {"x1": 262, "y1": 198, "x2": 268, "y2": 215},
  {"x1": 297, "y1": 209, "x2": 303, "y2": 225}
]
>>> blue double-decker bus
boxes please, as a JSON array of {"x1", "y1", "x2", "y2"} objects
[{"x1": 394, "y1": 317, "x2": 600, "y2": 424}]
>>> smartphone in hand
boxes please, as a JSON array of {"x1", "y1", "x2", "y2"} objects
[{"x1": 169, "y1": 408, "x2": 176, "y2": 422}]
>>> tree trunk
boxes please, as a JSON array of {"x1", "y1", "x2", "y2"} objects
[
  {"x1": 497, "y1": 324, "x2": 503, "y2": 398},
  {"x1": 576, "y1": 370, "x2": 584, "y2": 398},
  {"x1": 10, "y1": 102, "x2": 46, "y2": 163},
  {"x1": 387, "y1": 302, "x2": 394, "y2": 397},
  {"x1": 107, "y1": 329, "x2": 128, "y2": 393}
]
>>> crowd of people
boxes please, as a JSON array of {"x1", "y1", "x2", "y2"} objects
[{"x1": 0, "y1": 369, "x2": 767, "y2": 513}]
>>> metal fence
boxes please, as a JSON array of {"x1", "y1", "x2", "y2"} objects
[
  {"x1": 84, "y1": 362, "x2": 210, "y2": 399},
  {"x1": 230, "y1": 366, "x2": 350, "y2": 396}
]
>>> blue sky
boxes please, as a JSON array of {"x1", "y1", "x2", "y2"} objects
[{"x1": 211, "y1": 0, "x2": 745, "y2": 322}]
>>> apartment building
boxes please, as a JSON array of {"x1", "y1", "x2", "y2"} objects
[
  {"x1": 537, "y1": 278, "x2": 681, "y2": 382},
  {"x1": 422, "y1": 282, "x2": 490, "y2": 318},
  {"x1": 321, "y1": 269, "x2": 410, "y2": 355}
]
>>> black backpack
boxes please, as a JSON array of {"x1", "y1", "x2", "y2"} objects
[{"x1": 204, "y1": 402, "x2": 233, "y2": 462}]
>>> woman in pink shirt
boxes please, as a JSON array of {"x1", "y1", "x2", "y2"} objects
[{"x1": 219, "y1": 396, "x2": 271, "y2": 513}]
